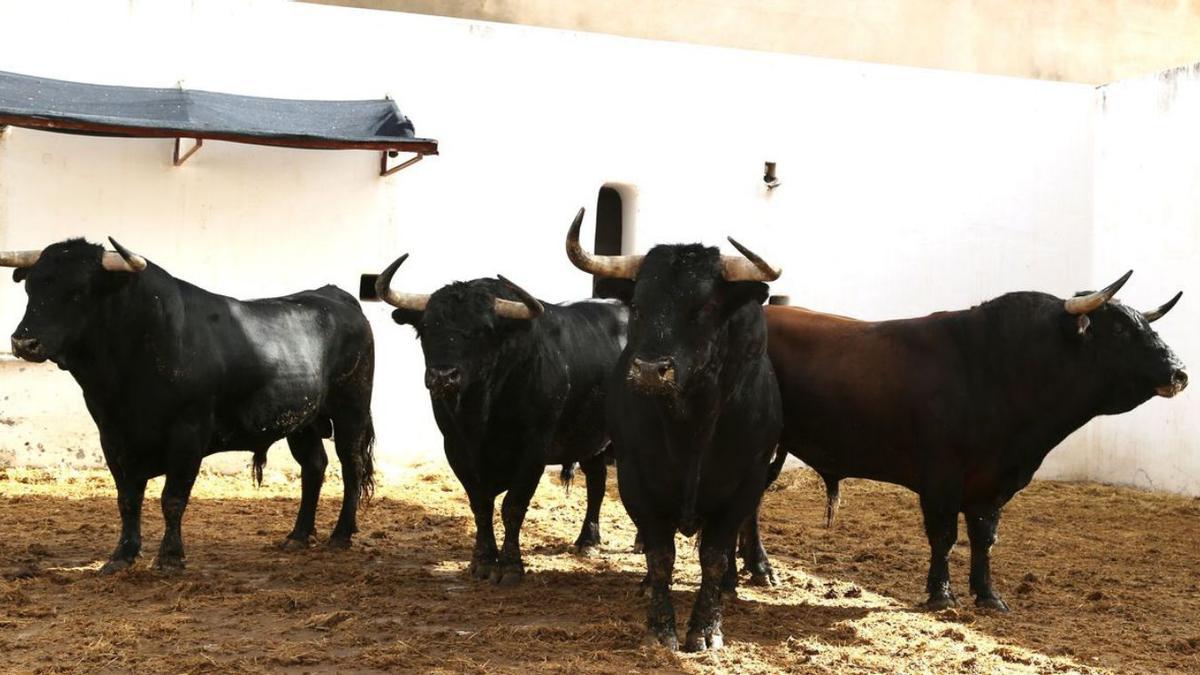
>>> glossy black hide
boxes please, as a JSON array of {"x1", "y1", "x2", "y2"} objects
[
  {"x1": 392, "y1": 278, "x2": 627, "y2": 585},
  {"x1": 609, "y1": 244, "x2": 782, "y2": 652},
  {"x1": 10, "y1": 240, "x2": 376, "y2": 573}
]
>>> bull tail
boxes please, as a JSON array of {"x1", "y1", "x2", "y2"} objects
[
  {"x1": 820, "y1": 472, "x2": 841, "y2": 528},
  {"x1": 559, "y1": 463, "x2": 577, "y2": 495},
  {"x1": 252, "y1": 447, "x2": 268, "y2": 487},
  {"x1": 357, "y1": 415, "x2": 377, "y2": 504}
]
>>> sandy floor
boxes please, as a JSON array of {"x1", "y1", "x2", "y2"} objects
[{"x1": 1, "y1": 460, "x2": 1198, "y2": 674}]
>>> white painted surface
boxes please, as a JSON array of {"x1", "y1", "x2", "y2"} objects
[
  {"x1": 2, "y1": 0, "x2": 1181, "y2": 493},
  {"x1": 1037, "y1": 64, "x2": 1200, "y2": 495}
]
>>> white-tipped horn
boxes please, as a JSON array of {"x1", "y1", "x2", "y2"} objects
[
  {"x1": 495, "y1": 274, "x2": 544, "y2": 320},
  {"x1": 1143, "y1": 291, "x2": 1182, "y2": 323},
  {"x1": 1065, "y1": 270, "x2": 1132, "y2": 315},
  {"x1": 105, "y1": 238, "x2": 147, "y2": 272},
  {"x1": 565, "y1": 207, "x2": 643, "y2": 280},
  {"x1": 0, "y1": 251, "x2": 41, "y2": 268},
  {"x1": 375, "y1": 254, "x2": 430, "y2": 312},
  {"x1": 722, "y1": 237, "x2": 781, "y2": 282}
]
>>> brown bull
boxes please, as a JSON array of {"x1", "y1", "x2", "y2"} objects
[{"x1": 760, "y1": 274, "x2": 1185, "y2": 611}]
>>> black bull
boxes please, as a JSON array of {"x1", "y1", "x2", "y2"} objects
[
  {"x1": 755, "y1": 272, "x2": 1185, "y2": 611},
  {"x1": 376, "y1": 254, "x2": 628, "y2": 585},
  {"x1": 566, "y1": 208, "x2": 784, "y2": 652},
  {"x1": 5, "y1": 239, "x2": 376, "y2": 573}
]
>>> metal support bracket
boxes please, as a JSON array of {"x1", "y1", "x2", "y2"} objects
[
  {"x1": 380, "y1": 150, "x2": 423, "y2": 177},
  {"x1": 173, "y1": 137, "x2": 203, "y2": 166}
]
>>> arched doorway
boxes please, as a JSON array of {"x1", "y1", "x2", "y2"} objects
[{"x1": 593, "y1": 184, "x2": 635, "y2": 301}]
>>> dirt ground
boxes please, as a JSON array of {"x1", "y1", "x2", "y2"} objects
[{"x1": 1, "y1": 460, "x2": 1198, "y2": 674}]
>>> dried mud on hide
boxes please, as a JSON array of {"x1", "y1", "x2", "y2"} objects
[{"x1": 1, "y1": 464, "x2": 1198, "y2": 673}]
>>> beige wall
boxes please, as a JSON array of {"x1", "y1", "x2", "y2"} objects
[{"x1": 303, "y1": 0, "x2": 1200, "y2": 83}]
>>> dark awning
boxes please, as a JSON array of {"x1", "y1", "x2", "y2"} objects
[{"x1": 0, "y1": 70, "x2": 438, "y2": 156}]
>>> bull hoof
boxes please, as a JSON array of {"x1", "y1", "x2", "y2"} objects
[
  {"x1": 975, "y1": 595, "x2": 1010, "y2": 612},
  {"x1": 683, "y1": 628, "x2": 724, "y2": 652},
  {"x1": 749, "y1": 570, "x2": 779, "y2": 587},
  {"x1": 490, "y1": 563, "x2": 525, "y2": 587},
  {"x1": 280, "y1": 536, "x2": 312, "y2": 552},
  {"x1": 924, "y1": 593, "x2": 958, "y2": 611},
  {"x1": 468, "y1": 558, "x2": 496, "y2": 580},
  {"x1": 643, "y1": 629, "x2": 679, "y2": 651},
  {"x1": 573, "y1": 543, "x2": 600, "y2": 558},
  {"x1": 326, "y1": 536, "x2": 352, "y2": 551},
  {"x1": 152, "y1": 556, "x2": 186, "y2": 575},
  {"x1": 98, "y1": 558, "x2": 134, "y2": 576}
]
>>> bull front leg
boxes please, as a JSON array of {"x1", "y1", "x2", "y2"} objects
[
  {"x1": 920, "y1": 492, "x2": 960, "y2": 610},
  {"x1": 465, "y1": 487, "x2": 499, "y2": 581},
  {"x1": 573, "y1": 453, "x2": 607, "y2": 555},
  {"x1": 685, "y1": 523, "x2": 736, "y2": 652},
  {"x1": 153, "y1": 425, "x2": 205, "y2": 574},
  {"x1": 492, "y1": 460, "x2": 543, "y2": 586},
  {"x1": 99, "y1": 474, "x2": 147, "y2": 575},
  {"x1": 641, "y1": 521, "x2": 678, "y2": 650},
  {"x1": 966, "y1": 507, "x2": 1009, "y2": 611}
]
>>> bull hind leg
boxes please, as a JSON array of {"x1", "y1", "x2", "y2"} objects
[
  {"x1": 965, "y1": 508, "x2": 1009, "y2": 611},
  {"x1": 281, "y1": 428, "x2": 328, "y2": 551},
  {"x1": 736, "y1": 447, "x2": 786, "y2": 587},
  {"x1": 99, "y1": 474, "x2": 148, "y2": 575},
  {"x1": 736, "y1": 504, "x2": 778, "y2": 587},
  {"x1": 572, "y1": 453, "x2": 607, "y2": 555},
  {"x1": 327, "y1": 409, "x2": 375, "y2": 550},
  {"x1": 919, "y1": 493, "x2": 961, "y2": 610}
]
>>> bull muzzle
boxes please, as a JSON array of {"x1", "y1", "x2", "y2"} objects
[
  {"x1": 1157, "y1": 369, "x2": 1188, "y2": 398},
  {"x1": 627, "y1": 357, "x2": 677, "y2": 395},
  {"x1": 10, "y1": 335, "x2": 47, "y2": 363},
  {"x1": 425, "y1": 366, "x2": 463, "y2": 399}
]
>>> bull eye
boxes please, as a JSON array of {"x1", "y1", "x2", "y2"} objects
[{"x1": 1113, "y1": 323, "x2": 1125, "y2": 336}]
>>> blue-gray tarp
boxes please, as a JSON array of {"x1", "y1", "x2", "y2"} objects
[{"x1": 0, "y1": 70, "x2": 437, "y2": 154}]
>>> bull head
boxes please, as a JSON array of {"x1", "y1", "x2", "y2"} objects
[
  {"x1": 0, "y1": 237, "x2": 147, "y2": 278},
  {"x1": 565, "y1": 208, "x2": 781, "y2": 283},
  {"x1": 375, "y1": 254, "x2": 544, "y2": 321},
  {"x1": 4, "y1": 238, "x2": 148, "y2": 368}
]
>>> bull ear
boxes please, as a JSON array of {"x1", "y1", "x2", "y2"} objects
[
  {"x1": 391, "y1": 307, "x2": 424, "y2": 328},
  {"x1": 12, "y1": 268, "x2": 29, "y2": 283},
  {"x1": 720, "y1": 280, "x2": 770, "y2": 319}
]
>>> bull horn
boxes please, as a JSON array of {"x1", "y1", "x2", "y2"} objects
[
  {"x1": 0, "y1": 251, "x2": 41, "y2": 268},
  {"x1": 565, "y1": 207, "x2": 643, "y2": 280},
  {"x1": 1065, "y1": 270, "x2": 1133, "y2": 315},
  {"x1": 105, "y1": 238, "x2": 147, "y2": 272},
  {"x1": 495, "y1": 275, "x2": 544, "y2": 320},
  {"x1": 375, "y1": 253, "x2": 430, "y2": 312},
  {"x1": 1143, "y1": 291, "x2": 1182, "y2": 323},
  {"x1": 723, "y1": 237, "x2": 781, "y2": 282}
]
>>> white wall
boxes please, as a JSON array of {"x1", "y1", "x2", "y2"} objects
[
  {"x1": 0, "y1": 0, "x2": 1109, "y2": 480},
  {"x1": 1038, "y1": 64, "x2": 1200, "y2": 495}
]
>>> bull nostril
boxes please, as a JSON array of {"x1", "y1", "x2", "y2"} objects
[{"x1": 1175, "y1": 370, "x2": 1189, "y2": 387}]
